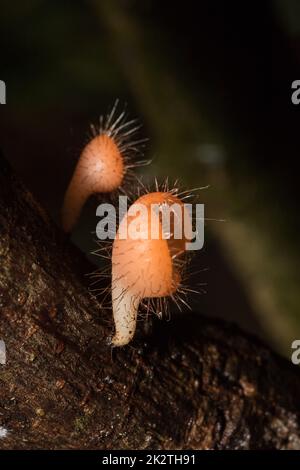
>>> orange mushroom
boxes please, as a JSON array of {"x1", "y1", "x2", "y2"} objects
[
  {"x1": 62, "y1": 133, "x2": 124, "y2": 232},
  {"x1": 62, "y1": 101, "x2": 146, "y2": 232},
  {"x1": 111, "y1": 191, "x2": 192, "y2": 346}
]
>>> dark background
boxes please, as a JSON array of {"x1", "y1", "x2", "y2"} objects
[{"x1": 1, "y1": 0, "x2": 300, "y2": 356}]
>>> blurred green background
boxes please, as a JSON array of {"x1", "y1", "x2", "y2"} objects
[{"x1": 1, "y1": 0, "x2": 300, "y2": 357}]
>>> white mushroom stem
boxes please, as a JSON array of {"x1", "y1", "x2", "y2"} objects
[{"x1": 111, "y1": 284, "x2": 141, "y2": 347}]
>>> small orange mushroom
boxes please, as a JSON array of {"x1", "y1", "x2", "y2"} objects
[
  {"x1": 62, "y1": 133, "x2": 124, "y2": 232},
  {"x1": 111, "y1": 191, "x2": 192, "y2": 346},
  {"x1": 62, "y1": 102, "x2": 146, "y2": 232}
]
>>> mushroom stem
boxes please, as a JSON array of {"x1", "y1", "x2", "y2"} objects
[
  {"x1": 62, "y1": 171, "x2": 89, "y2": 233},
  {"x1": 111, "y1": 283, "x2": 140, "y2": 347}
]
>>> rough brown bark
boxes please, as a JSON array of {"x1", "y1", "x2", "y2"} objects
[{"x1": 0, "y1": 152, "x2": 300, "y2": 450}]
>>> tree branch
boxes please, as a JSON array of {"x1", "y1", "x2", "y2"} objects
[{"x1": 0, "y1": 153, "x2": 300, "y2": 449}]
